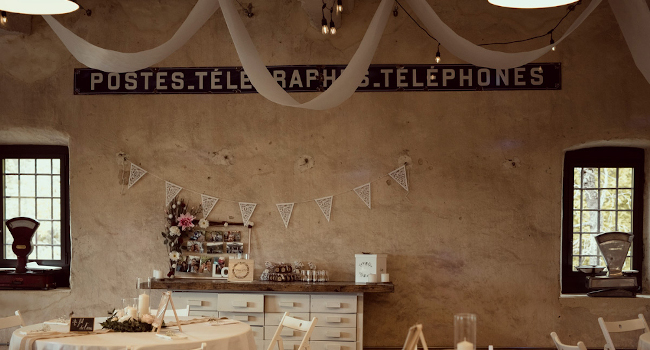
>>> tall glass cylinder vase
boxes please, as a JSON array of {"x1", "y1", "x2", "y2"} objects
[{"x1": 454, "y1": 313, "x2": 476, "y2": 350}]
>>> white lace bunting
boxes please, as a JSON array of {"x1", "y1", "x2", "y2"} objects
[
  {"x1": 389, "y1": 165, "x2": 409, "y2": 192},
  {"x1": 314, "y1": 196, "x2": 333, "y2": 222},
  {"x1": 165, "y1": 181, "x2": 183, "y2": 205},
  {"x1": 128, "y1": 163, "x2": 147, "y2": 189},
  {"x1": 276, "y1": 203, "x2": 295, "y2": 228},
  {"x1": 201, "y1": 194, "x2": 219, "y2": 219},
  {"x1": 354, "y1": 183, "x2": 372, "y2": 209},
  {"x1": 239, "y1": 202, "x2": 257, "y2": 227}
]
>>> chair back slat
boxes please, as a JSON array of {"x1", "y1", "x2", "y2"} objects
[
  {"x1": 281, "y1": 315, "x2": 313, "y2": 332},
  {"x1": 598, "y1": 314, "x2": 649, "y2": 350},
  {"x1": 551, "y1": 332, "x2": 587, "y2": 350},
  {"x1": 0, "y1": 310, "x2": 25, "y2": 329},
  {"x1": 266, "y1": 312, "x2": 318, "y2": 350}
]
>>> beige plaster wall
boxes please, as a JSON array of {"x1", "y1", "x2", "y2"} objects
[{"x1": 1, "y1": 0, "x2": 650, "y2": 347}]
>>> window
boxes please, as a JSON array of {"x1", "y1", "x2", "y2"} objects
[
  {"x1": 1, "y1": 145, "x2": 70, "y2": 287},
  {"x1": 561, "y1": 147, "x2": 644, "y2": 294}
]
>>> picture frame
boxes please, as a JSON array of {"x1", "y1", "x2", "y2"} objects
[{"x1": 228, "y1": 259, "x2": 254, "y2": 282}]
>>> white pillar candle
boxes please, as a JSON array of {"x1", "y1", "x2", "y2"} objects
[
  {"x1": 138, "y1": 293, "x2": 150, "y2": 316},
  {"x1": 126, "y1": 306, "x2": 138, "y2": 319},
  {"x1": 153, "y1": 270, "x2": 163, "y2": 279},
  {"x1": 457, "y1": 340, "x2": 473, "y2": 350},
  {"x1": 381, "y1": 273, "x2": 390, "y2": 282},
  {"x1": 368, "y1": 274, "x2": 378, "y2": 283}
]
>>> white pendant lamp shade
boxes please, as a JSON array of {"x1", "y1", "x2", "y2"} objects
[
  {"x1": 0, "y1": 0, "x2": 79, "y2": 15},
  {"x1": 488, "y1": 0, "x2": 579, "y2": 8}
]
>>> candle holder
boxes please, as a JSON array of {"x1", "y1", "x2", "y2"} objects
[{"x1": 454, "y1": 313, "x2": 476, "y2": 350}]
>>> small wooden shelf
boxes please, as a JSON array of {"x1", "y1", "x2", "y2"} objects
[{"x1": 145, "y1": 279, "x2": 394, "y2": 293}]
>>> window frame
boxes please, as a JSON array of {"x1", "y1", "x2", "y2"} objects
[
  {"x1": 1, "y1": 145, "x2": 70, "y2": 287},
  {"x1": 561, "y1": 147, "x2": 645, "y2": 294}
]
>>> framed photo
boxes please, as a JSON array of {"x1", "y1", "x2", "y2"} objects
[
  {"x1": 187, "y1": 240, "x2": 203, "y2": 253},
  {"x1": 225, "y1": 231, "x2": 241, "y2": 242},
  {"x1": 189, "y1": 230, "x2": 205, "y2": 242},
  {"x1": 228, "y1": 259, "x2": 254, "y2": 282},
  {"x1": 175, "y1": 256, "x2": 189, "y2": 272},
  {"x1": 226, "y1": 242, "x2": 244, "y2": 254},
  {"x1": 198, "y1": 256, "x2": 213, "y2": 275},
  {"x1": 212, "y1": 256, "x2": 228, "y2": 279},
  {"x1": 205, "y1": 231, "x2": 224, "y2": 242},
  {"x1": 187, "y1": 255, "x2": 201, "y2": 273},
  {"x1": 206, "y1": 242, "x2": 224, "y2": 254}
]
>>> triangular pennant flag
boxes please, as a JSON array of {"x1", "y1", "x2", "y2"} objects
[
  {"x1": 239, "y1": 202, "x2": 257, "y2": 227},
  {"x1": 201, "y1": 194, "x2": 219, "y2": 219},
  {"x1": 314, "y1": 196, "x2": 333, "y2": 222},
  {"x1": 354, "y1": 183, "x2": 372, "y2": 209},
  {"x1": 389, "y1": 165, "x2": 409, "y2": 191},
  {"x1": 165, "y1": 181, "x2": 183, "y2": 205},
  {"x1": 276, "y1": 203, "x2": 295, "y2": 229},
  {"x1": 128, "y1": 163, "x2": 147, "y2": 189}
]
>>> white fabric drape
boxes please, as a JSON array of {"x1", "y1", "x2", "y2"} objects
[
  {"x1": 404, "y1": 0, "x2": 602, "y2": 70},
  {"x1": 608, "y1": 0, "x2": 650, "y2": 84},
  {"x1": 42, "y1": 0, "x2": 220, "y2": 73}
]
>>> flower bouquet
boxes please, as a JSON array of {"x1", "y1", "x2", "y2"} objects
[
  {"x1": 100, "y1": 309, "x2": 159, "y2": 332},
  {"x1": 162, "y1": 198, "x2": 201, "y2": 277}
]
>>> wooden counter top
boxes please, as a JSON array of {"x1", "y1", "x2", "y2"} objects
[{"x1": 145, "y1": 279, "x2": 394, "y2": 293}]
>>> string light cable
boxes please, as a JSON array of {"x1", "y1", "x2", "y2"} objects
[
  {"x1": 393, "y1": 0, "x2": 441, "y2": 62},
  {"x1": 235, "y1": 0, "x2": 253, "y2": 17},
  {"x1": 321, "y1": 0, "x2": 339, "y2": 35}
]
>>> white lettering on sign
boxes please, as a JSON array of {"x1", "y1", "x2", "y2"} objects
[
  {"x1": 442, "y1": 69, "x2": 455, "y2": 86},
  {"x1": 514, "y1": 67, "x2": 525, "y2": 86},
  {"x1": 477, "y1": 68, "x2": 490, "y2": 86},
  {"x1": 411, "y1": 69, "x2": 423, "y2": 87},
  {"x1": 531, "y1": 67, "x2": 544, "y2": 85},
  {"x1": 426, "y1": 68, "x2": 438, "y2": 87},
  {"x1": 226, "y1": 71, "x2": 237, "y2": 89},
  {"x1": 273, "y1": 70, "x2": 286, "y2": 88},
  {"x1": 306, "y1": 69, "x2": 318, "y2": 88},
  {"x1": 459, "y1": 69, "x2": 471, "y2": 87},
  {"x1": 496, "y1": 69, "x2": 508, "y2": 86},
  {"x1": 108, "y1": 73, "x2": 119, "y2": 90},
  {"x1": 396, "y1": 68, "x2": 408, "y2": 87},
  {"x1": 211, "y1": 71, "x2": 222, "y2": 89},
  {"x1": 125, "y1": 72, "x2": 137, "y2": 90},
  {"x1": 156, "y1": 72, "x2": 168, "y2": 90},
  {"x1": 90, "y1": 73, "x2": 103, "y2": 90},
  {"x1": 380, "y1": 69, "x2": 393, "y2": 87},
  {"x1": 141, "y1": 72, "x2": 153, "y2": 90},
  {"x1": 322, "y1": 69, "x2": 336, "y2": 87},
  {"x1": 240, "y1": 71, "x2": 252, "y2": 89},
  {"x1": 171, "y1": 72, "x2": 184, "y2": 89},
  {"x1": 289, "y1": 70, "x2": 303, "y2": 88},
  {"x1": 359, "y1": 71, "x2": 369, "y2": 88},
  {"x1": 195, "y1": 71, "x2": 207, "y2": 90}
]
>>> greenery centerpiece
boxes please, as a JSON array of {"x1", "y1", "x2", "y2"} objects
[
  {"x1": 162, "y1": 197, "x2": 202, "y2": 277},
  {"x1": 100, "y1": 309, "x2": 159, "y2": 332}
]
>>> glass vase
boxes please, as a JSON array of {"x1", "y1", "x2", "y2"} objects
[{"x1": 454, "y1": 313, "x2": 476, "y2": 350}]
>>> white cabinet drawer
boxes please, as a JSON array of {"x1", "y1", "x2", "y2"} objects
[
  {"x1": 251, "y1": 326, "x2": 264, "y2": 340},
  {"x1": 311, "y1": 313, "x2": 356, "y2": 328},
  {"x1": 218, "y1": 293, "x2": 264, "y2": 313},
  {"x1": 265, "y1": 312, "x2": 310, "y2": 326},
  {"x1": 220, "y1": 311, "x2": 264, "y2": 326},
  {"x1": 310, "y1": 295, "x2": 356, "y2": 314},
  {"x1": 264, "y1": 325, "x2": 305, "y2": 340},
  {"x1": 265, "y1": 294, "x2": 310, "y2": 313},
  {"x1": 190, "y1": 310, "x2": 219, "y2": 317},
  {"x1": 171, "y1": 292, "x2": 219, "y2": 311},
  {"x1": 311, "y1": 327, "x2": 356, "y2": 342},
  {"x1": 257, "y1": 340, "x2": 266, "y2": 350},
  {"x1": 311, "y1": 341, "x2": 358, "y2": 350},
  {"x1": 265, "y1": 340, "x2": 303, "y2": 350}
]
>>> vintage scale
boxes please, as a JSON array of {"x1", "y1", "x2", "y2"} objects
[
  {"x1": 0, "y1": 217, "x2": 57, "y2": 289},
  {"x1": 587, "y1": 232, "x2": 638, "y2": 297}
]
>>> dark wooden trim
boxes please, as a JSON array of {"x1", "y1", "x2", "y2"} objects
[
  {"x1": 146, "y1": 279, "x2": 395, "y2": 293},
  {"x1": 561, "y1": 147, "x2": 644, "y2": 294}
]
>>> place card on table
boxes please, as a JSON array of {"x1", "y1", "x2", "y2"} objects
[
  {"x1": 69, "y1": 317, "x2": 94, "y2": 332},
  {"x1": 156, "y1": 332, "x2": 188, "y2": 340}
]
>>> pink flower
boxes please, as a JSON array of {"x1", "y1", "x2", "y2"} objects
[{"x1": 177, "y1": 213, "x2": 195, "y2": 230}]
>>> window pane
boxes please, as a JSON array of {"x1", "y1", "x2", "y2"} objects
[
  {"x1": 600, "y1": 168, "x2": 617, "y2": 188},
  {"x1": 574, "y1": 168, "x2": 581, "y2": 188},
  {"x1": 582, "y1": 168, "x2": 598, "y2": 188},
  {"x1": 623, "y1": 257, "x2": 631, "y2": 271},
  {"x1": 52, "y1": 176, "x2": 61, "y2": 197},
  {"x1": 573, "y1": 190, "x2": 581, "y2": 209},
  {"x1": 581, "y1": 211, "x2": 598, "y2": 232},
  {"x1": 4, "y1": 224, "x2": 12, "y2": 245},
  {"x1": 573, "y1": 211, "x2": 581, "y2": 232},
  {"x1": 573, "y1": 256, "x2": 579, "y2": 270},
  {"x1": 5, "y1": 245, "x2": 16, "y2": 259},
  {"x1": 52, "y1": 160, "x2": 60, "y2": 175},
  {"x1": 19, "y1": 175, "x2": 36, "y2": 197},
  {"x1": 600, "y1": 211, "x2": 616, "y2": 232},
  {"x1": 581, "y1": 234, "x2": 599, "y2": 255},
  {"x1": 36, "y1": 199, "x2": 52, "y2": 220},
  {"x1": 619, "y1": 168, "x2": 633, "y2": 188},
  {"x1": 597, "y1": 256, "x2": 605, "y2": 266},
  {"x1": 52, "y1": 221, "x2": 61, "y2": 245},
  {"x1": 599, "y1": 190, "x2": 616, "y2": 210},
  {"x1": 37, "y1": 221, "x2": 52, "y2": 245},
  {"x1": 36, "y1": 176, "x2": 52, "y2": 197},
  {"x1": 618, "y1": 211, "x2": 632, "y2": 232},
  {"x1": 617, "y1": 189, "x2": 632, "y2": 210},
  {"x1": 5, "y1": 159, "x2": 18, "y2": 173},
  {"x1": 5, "y1": 175, "x2": 19, "y2": 196},
  {"x1": 53, "y1": 247, "x2": 61, "y2": 260},
  {"x1": 581, "y1": 256, "x2": 595, "y2": 265},
  {"x1": 5, "y1": 198, "x2": 19, "y2": 219},
  {"x1": 572, "y1": 234, "x2": 580, "y2": 255},
  {"x1": 19, "y1": 198, "x2": 35, "y2": 217},
  {"x1": 582, "y1": 190, "x2": 598, "y2": 209},
  {"x1": 19, "y1": 159, "x2": 35, "y2": 174},
  {"x1": 36, "y1": 246, "x2": 52, "y2": 260},
  {"x1": 52, "y1": 199, "x2": 60, "y2": 220},
  {"x1": 36, "y1": 159, "x2": 51, "y2": 174}
]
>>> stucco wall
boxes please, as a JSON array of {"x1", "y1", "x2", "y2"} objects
[{"x1": 1, "y1": 0, "x2": 650, "y2": 347}]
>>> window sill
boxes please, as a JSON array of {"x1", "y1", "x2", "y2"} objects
[
  {"x1": 560, "y1": 293, "x2": 650, "y2": 299},
  {"x1": 0, "y1": 287, "x2": 71, "y2": 294}
]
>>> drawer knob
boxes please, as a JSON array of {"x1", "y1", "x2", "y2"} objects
[
  {"x1": 279, "y1": 302, "x2": 295, "y2": 307},
  {"x1": 326, "y1": 317, "x2": 342, "y2": 323},
  {"x1": 325, "y1": 302, "x2": 341, "y2": 308},
  {"x1": 234, "y1": 315, "x2": 250, "y2": 321},
  {"x1": 232, "y1": 301, "x2": 249, "y2": 308},
  {"x1": 326, "y1": 345, "x2": 342, "y2": 350},
  {"x1": 188, "y1": 300, "x2": 204, "y2": 306},
  {"x1": 281, "y1": 329, "x2": 296, "y2": 336},
  {"x1": 326, "y1": 331, "x2": 341, "y2": 338}
]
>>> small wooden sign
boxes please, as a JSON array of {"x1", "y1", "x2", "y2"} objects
[
  {"x1": 228, "y1": 259, "x2": 254, "y2": 282},
  {"x1": 69, "y1": 317, "x2": 94, "y2": 332},
  {"x1": 152, "y1": 291, "x2": 182, "y2": 334}
]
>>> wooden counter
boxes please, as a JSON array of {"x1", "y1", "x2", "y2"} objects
[{"x1": 146, "y1": 279, "x2": 394, "y2": 293}]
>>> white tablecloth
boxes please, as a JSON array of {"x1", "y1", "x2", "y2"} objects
[{"x1": 9, "y1": 317, "x2": 256, "y2": 350}]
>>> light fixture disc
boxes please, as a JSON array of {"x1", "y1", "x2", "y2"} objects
[
  {"x1": 0, "y1": 0, "x2": 79, "y2": 15},
  {"x1": 488, "y1": 0, "x2": 578, "y2": 8}
]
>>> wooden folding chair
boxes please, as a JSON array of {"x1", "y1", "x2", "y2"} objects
[
  {"x1": 266, "y1": 312, "x2": 317, "y2": 350},
  {"x1": 551, "y1": 332, "x2": 587, "y2": 350},
  {"x1": 598, "y1": 314, "x2": 650, "y2": 350},
  {"x1": 0, "y1": 310, "x2": 25, "y2": 329}
]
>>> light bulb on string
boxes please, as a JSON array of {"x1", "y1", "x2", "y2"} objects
[
  {"x1": 321, "y1": 16, "x2": 329, "y2": 35},
  {"x1": 337, "y1": 0, "x2": 343, "y2": 13},
  {"x1": 0, "y1": 11, "x2": 6, "y2": 24},
  {"x1": 329, "y1": 19, "x2": 336, "y2": 35},
  {"x1": 550, "y1": 37, "x2": 556, "y2": 51},
  {"x1": 435, "y1": 43, "x2": 441, "y2": 64}
]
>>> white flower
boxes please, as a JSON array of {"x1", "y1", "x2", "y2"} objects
[
  {"x1": 141, "y1": 314, "x2": 154, "y2": 324},
  {"x1": 199, "y1": 218, "x2": 210, "y2": 228},
  {"x1": 172, "y1": 263, "x2": 177, "y2": 268},
  {"x1": 169, "y1": 251, "x2": 181, "y2": 261},
  {"x1": 169, "y1": 226, "x2": 181, "y2": 236},
  {"x1": 115, "y1": 310, "x2": 124, "y2": 318},
  {"x1": 118, "y1": 315, "x2": 132, "y2": 323},
  {"x1": 177, "y1": 201, "x2": 181, "y2": 205},
  {"x1": 172, "y1": 204, "x2": 177, "y2": 209},
  {"x1": 223, "y1": 222, "x2": 228, "y2": 227},
  {"x1": 168, "y1": 214, "x2": 173, "y2": 219}
]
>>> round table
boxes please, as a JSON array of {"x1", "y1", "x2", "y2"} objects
[
  {"x1": 9, "y1": 317, "x2": 256, "y2": 350},
  {"x1": 638, "y1": 332, "x2": 650, "y2": 350}
]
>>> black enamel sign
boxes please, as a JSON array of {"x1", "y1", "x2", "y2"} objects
[
  {"x1": 74, "y1": 63, "x2": 561, "y2": 95},
  {"x1": 69, "y1": 317, "x2": 94, "y2": 332}
]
